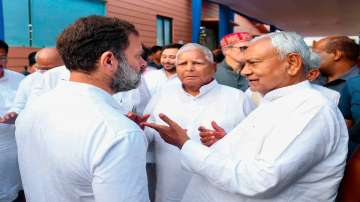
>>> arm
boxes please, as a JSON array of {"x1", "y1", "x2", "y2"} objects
[
  {"x1": 181, "y1": 107, "x2": 337, "y2": 198},
  {"x1": 92, "y1": 131, "x2": 149, "y2": 202},
  {"x1": 144, "y1": 107, "x2": 338, "y2": 198},
  {"x1": 10, "y1": 78, "x2": 29, "y2": 114}
]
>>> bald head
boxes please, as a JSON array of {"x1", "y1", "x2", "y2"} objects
[{"x1": 36, "y1": 48, "x2": 63, "y2": 71}]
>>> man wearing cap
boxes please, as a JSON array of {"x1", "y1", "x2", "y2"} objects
[{"x1": 215, "y1": 32, "x2": 253, "y2": 91}]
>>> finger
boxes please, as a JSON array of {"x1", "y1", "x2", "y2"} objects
[
  {"x1": 203, "y1": 139, "x2": 216, "y2": 147},
  {"x1": 10, "y1": 113, "x2": 16, "y2": 118},
  {"x1": 200, "y1": 135, "x2": 215, "y2": 143},
  {"x1": 158, "y1": 113, "x2": 181, "y2": 130},
  {"x1": 198, "y1": 126, "x2": 212, "y2": 132},
  {"x1": 141, "y1": 122, "x2": 165, "y2": 131},
  {"x1": 140, "y1": 114, "x2": 150, "y2": 122},
  {"x1": 207, "y1": 139, "x2": 217, "y2": 146},
  {"x1": 126, "y1": 112, "x2": 136, "y2": 120},
  {"x1": 214, "y1": 131, "x2": 225, "y2": 139},
  {"x1": 199, "y1": 131, "x2": 215, "y2": 138},
  {"x1": 211, "y1": 121, "x2": 225, "y2": 132}
]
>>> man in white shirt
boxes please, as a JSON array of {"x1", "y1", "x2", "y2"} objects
[
  {"x1": 0, "y1": 39, "x2": 24, "y2": 202},
  {"x1": 0, "y1": 48, "x2": 63, "y2": 124},
  {"x1": 143, "y1": 43, "x2": 250, "y2": 202},
  {"x1": 15, "y1": 16, "x2": 149, "y2": 202},
  {"x1": 144, "y1": 44, "x2": 183, "y2": 95},
  {"x1": 142, "y1": 32, "x2": 348, "y2": 202}
]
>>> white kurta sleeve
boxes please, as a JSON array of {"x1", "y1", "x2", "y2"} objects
[
  {"x1": 10, "y1": 79, "x2": 30, "y2": 114},
  {"x1": 180, "y1": 106, "x2": 340, "y2": 198},
  {"x1": 91, "y1": 131, "x2": 149, "y2": 202}
]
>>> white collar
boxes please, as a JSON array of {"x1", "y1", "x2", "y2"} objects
[
  {"x1": 263, "y1": 80, "x2": 311, "y2": 102},
  {"x1": 60, "y1": 81, "x2": 123, "y2": 111},
  {"x1": 180, "y1": 79, "x2": 218, "y2": 98}
]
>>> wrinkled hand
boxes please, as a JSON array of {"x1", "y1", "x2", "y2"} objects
[
  {"x1": 198, "y1": 121, "x2": 225, "y2": 147},
  {"x1": 0, "y1": 112, "x2": 18, "y2": 125},
  {"x1": 126, "y1": 112, "x2": 150, "y2": 129},
  {"x1": 141, "y1": 113, "x2": 189, "y2": 149}
]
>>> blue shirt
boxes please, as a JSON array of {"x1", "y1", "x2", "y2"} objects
[
  {"x1": 339, "y1": 75, "x2": 360, "y2": 123},
  {"x1": 314, "y1": 66, "x2": 360, "y2": 93}
]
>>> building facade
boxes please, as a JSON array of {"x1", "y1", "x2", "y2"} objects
[{"x1": 0, "y1": 0, "x2": 265, "y2": 72}]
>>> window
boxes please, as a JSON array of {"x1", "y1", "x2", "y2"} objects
[
  {"x1": 3, "y1": 0, "x2": 105, "y2": 47},
  {"x1": 156, "y1": 16, "x2": 172, "y2": 46}
]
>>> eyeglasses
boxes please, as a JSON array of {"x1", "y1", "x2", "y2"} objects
[{"x1": 231, "y1": 46, "x2": 248, "y2": 52}]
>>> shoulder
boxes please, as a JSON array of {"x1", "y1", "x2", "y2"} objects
[
  {"x1": 217, "y1": 83, "x2": 246, "y2": 97},
  {"x1": 5, "y1": 69, "x2": 25, "y2": 82}
]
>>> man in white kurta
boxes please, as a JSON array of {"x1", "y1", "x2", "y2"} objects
[
  {"x1": 0, "y1": 68, "x2": 24, "y2": 201},
  {"x1": 10, "y1": 48, "x2": 63, "y2": 114},
  {"x1": 144, "y1": 43, "x2": 251, "y2": 202},
  {"x1": 143, "y1": 44, "x2": 182, "y2": 96},
  {"x1": 180, "y1": 81, "x2": 347, "y2": 202},
  {"x1": 16, "y1": 81, "x2": 148, "y2": 202},
  {"x1": 143, "y1": 32, "x2": 348, "y2": 202},
  {"x1": 15, "y1": 16, "x2": 149, "y2": 202}
]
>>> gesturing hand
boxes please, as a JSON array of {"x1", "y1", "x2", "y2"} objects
[
  {"x1": 126, "y1": 112, "x2": 150, "y2": 129},
  {"x1": 0, "y1": 112, "x2": 18, "y2": 125},
  {"x1": 198, "y1": 121, "x2": 225, "y2": 147},
  {"x1": 141, "y1": 113, "x2": 189, "y2": 149}
]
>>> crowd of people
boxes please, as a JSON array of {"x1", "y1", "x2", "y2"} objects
[{"x1": 0, "y1": 15, "x2": 359, "y2": 202}]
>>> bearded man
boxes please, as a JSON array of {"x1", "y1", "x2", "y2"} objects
[{"x1": 15, "y1": 16, "x2": 150, "y2": 202}]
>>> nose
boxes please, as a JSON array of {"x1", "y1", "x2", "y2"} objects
[
  {"x1": 185, "y1": 62, "x2": 195, "y2": 71},
  {"x1": 240, "y1": 62, "x2": 252, "y2": 77}
]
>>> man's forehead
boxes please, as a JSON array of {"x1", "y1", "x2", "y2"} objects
[
  {"x1": 178, "y1": 50, "x2": 205, "y2": 59},
  {"x1": 162, "y1": 48, "x2": 179, "y2": 55},
  {"x1": 245, "y1": 38, "x2": 274, "y2": 57}
]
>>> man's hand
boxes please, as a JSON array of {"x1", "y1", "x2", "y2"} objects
[
  {"x1": 198, "y1": 121, "x2": 225, "y2": 147},
  {"x1": 141, "y1": 113, "x2": 189, "y2": 149},
  {"x1": 0, "y1": 112, "x2": 18, "y2": 125},
  {"x1": 126, "y1": 112, "x2": 150, "y2": 129}
]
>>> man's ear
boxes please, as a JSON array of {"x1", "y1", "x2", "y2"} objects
[
  {"x1": 286, "y1": 53, "x2": 302, "y2": 76},
  {"x1": 333, "y1": 50, "x2": 343, "y2": 61},
  {"x1": 306, "y1": 69, "x2": 321, "y2": 81},
  {"x1": 99, "y1": 51, "x2": 117, "y2": 74}
]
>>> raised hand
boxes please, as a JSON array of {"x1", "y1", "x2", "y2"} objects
[
  {"x1": 198, "y1": 121, "x2": 225, "y2": 147},
  {"x1": 141, "y1": 113, "x2": 189, "y2": 149},
  {"x1": 0, "y1": 112, "x2": 18, "y2": 125}
]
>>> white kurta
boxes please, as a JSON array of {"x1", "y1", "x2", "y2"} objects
[
  {"x1": 144, "y1": 80, "x2": 250, "y2": 202},
  {"x1": 0, "y1": 69, "x2": 24, "y2": 202},
  {"x1": 143, "y1": 69, "x2": 180, "y2": 96},
  {"x1": 180, "y1": 81, "x2": 348, "y2": 202},
  {"x1": 311, "y1": 84, "x2": 340, "y2": 105},
  {"x1": 31, "y1": 65, "x2": 70, "y2": 97},
  {"x1": 15, "y1": 81, "x2": 149, "y2": 202},
  {"x1": 113, "y1": 77, "x2": 151, "y2": 115},
  {"x1": 10, "y1": 71, "x2": 44, "y2": 113}
]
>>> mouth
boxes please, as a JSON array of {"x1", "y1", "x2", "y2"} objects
[{"x1": 248, "y1": 78, "x2": 259, "y2": 84}]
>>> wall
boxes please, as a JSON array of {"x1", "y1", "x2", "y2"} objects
[{"x1": 107, "y1": 0, "x2": 192, "y2": 47}]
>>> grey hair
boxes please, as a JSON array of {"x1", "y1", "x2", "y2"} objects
[
  {"x1": 176, "y1": 43, "x2": 214, "y2": 64},
  {"x1": 308, "y1": 51, "x2": 321, "y2": 70},
  {"x1": 252, "y1": 32, "x2": 312, "y2": 72}
]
